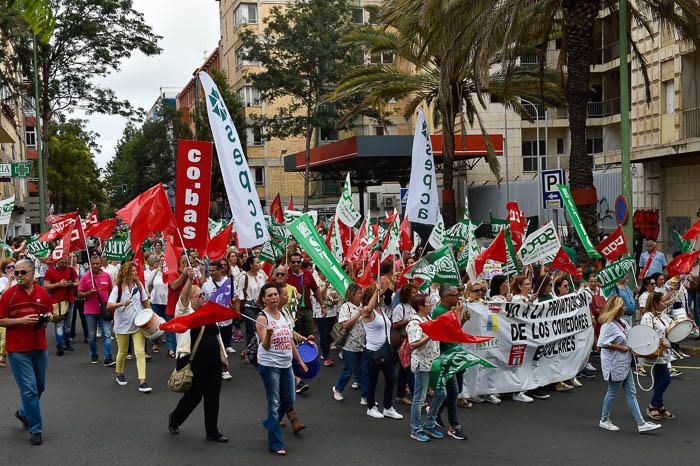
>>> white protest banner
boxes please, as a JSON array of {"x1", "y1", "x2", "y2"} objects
[
  {"x1": 406, "y1": 109, "x2": 439, "y2": 225},
  {"x1": 336, "y1": 173, "x2": 361, "y2": 227},
  {"x1": 0, "y1": 195, "x2": 15, "y2": 225},
  {"x1": 199, "y1": 71, "x2": 269, "y2": 248},
  {"x1": 517, "y1": 221, "x2": 560, "y2": 265},
  {"x1": 461, "y1": 290, "x2": 593, "y2": 396},
  {"x1": 427, "y1": 213, "x2": 445, "y2": 250}
]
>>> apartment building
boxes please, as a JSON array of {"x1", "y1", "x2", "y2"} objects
[{"x1": 217, "y1": 0, "x2": 414, "y2": 212}]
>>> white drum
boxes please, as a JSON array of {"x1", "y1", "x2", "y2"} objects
[
  {"x1": 134, "y1": 309, "x2": 165, "y2": 340},
  {"x1": 627, "y1": 325, "x2": 661, "y2": 358},
  {"x1": 666, "y1": 317, "x2": 693, "y2": 343}
]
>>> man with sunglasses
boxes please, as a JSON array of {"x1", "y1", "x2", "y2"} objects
[
  {"x1": 44, "y1": 256, "x2": 79, "y2": 355},
  {"x1": 0, "y1": 259, "x2": 53, "y2": 445},
  {"x1": 286, "y1": 252, "x2": 324, "y2": 340},
  {"x1": 269, "y1": 265, "x2": 297, "y2": 309}
]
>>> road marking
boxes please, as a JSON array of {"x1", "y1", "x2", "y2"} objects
[{"x1": 671, "y1": 365, "x2": 700, "y2": 370}]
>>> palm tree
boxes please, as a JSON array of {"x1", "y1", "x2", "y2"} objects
[
  {"x1": 331, "y1": 1, "x2": 562, "y2": 226},
  {"x1": 438, "y1": 0, "x2": 700, "y2": 249}
]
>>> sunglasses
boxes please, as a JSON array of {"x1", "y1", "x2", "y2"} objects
[
  {"x1": 275, "y1": 272, "x2": 287, "y2": 277},
  {"x1": 472, "y1": 288, "x2": 484, "y2": 293},
  {"x1": 193, "y1": 292, "x2": 206, "y2": 299},
  {"x1": 290, "y1": 260, "x2": 301, "y2": 264},
  {"x1": 13, "y1": 270, "x2": 30, "y2": 276},
  {"x1": 6, "y1": 265, "x2": 15, "y2": 269}
]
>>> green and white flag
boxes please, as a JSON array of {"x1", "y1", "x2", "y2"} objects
[
  {"x1": 503, "y1": 227, "x2": 522, "y2": 276},
  {"x1": 0, "y1": 195, "x2": 14, "y2": 225},
  {"x1": 429, "y1": 346, "x2": 495, "y2": 390},
  {"x1": 458, "y1": 221, "x2": 482, "y2": 269},
  {"x1": 557, "y1": 185, "x2": 602, "y2": 260},
  {"x1": 336, "y1": 173, "x2": 361, "y2": 227},
  {"x1": 596, "y1": 257, "x2": 635, "y2": 297},
  {"x1": 517, "y1": 221, "x2": 561, "y2": 265},
  {"x1": 259, "y1": 240, "x2": 281, "y2": 266},
  {"x1": 285, "y1": 209, "x2": 317, "y2": 227},
  {"x1": 208, "y1": 218, "x2": 228, "y2": 237},
  {"x1": 443, "y1": 219, "x2": 470, "y2": 248},
  {"x1": 104, "y1": 238, "x2": 133, "y2": 262},
  {"x1": 0, "y1": 240, "x2": 13, "y2": 255},
  {"x1": 266, "y1": 215, "x2": 290, "y2": 241},
  {"x1": 407, "y1": 246, "x2": 461, "y2": 290},
  {"x1": 26, "y1": 235, "x2": 50, "y2": 258},
  {"x1": 428, "y1": 213, "x2": 445, "y2": 250},
  {"x1": 329, "y1": 215, "x2": 345, "y2": 262},
  {"x1": 674, "y1": 230, "x2": 693, "y2": 254},
  {"x1": 380, "y1": 212, "x2": 401, "y2": 262},
  {"x1": 406, "y1": 109, "x2": 439, "y2": 225},
  {"x1": 287, "y1": 213, "x2": 353, "y2": 295}
]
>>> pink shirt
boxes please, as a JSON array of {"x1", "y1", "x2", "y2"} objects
[{"x1": 78, "y1": 271, "x2": 113, "y2": 315}]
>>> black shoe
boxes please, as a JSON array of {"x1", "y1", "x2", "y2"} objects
[
  {"x1": 15, "y1": 411, "x2": 28, "y2": 430},
  {"x1": 295, "y1": 381, "x2": 310, "y2": 394},
  {"x1": 168, "y1": 413, "x2": 179, "y2": 435},
  {"x1": 578, "y1": 369, "x2": 596, "y2": 379},
  {"x1": 64, "y1": 344, "x2": 74, "y2": 352},
  {"x1": 530, "y1": 388, "x2": 551, "y2": 400},
  {"x1": 30, "y1": 432, "x2": 41, "y2": 445},
  {"x1": 435, "y1": 414, "x2": 445, "y2": 429},
  {"x1": 103, "y1": 358, "x2": 115, "y2": 367},
  {"x1": 56, "y1": 348, "x2": 64, "y2": 356},
  {"x1": 206, "y1": 434, "x2": 228, "y2": 443}
]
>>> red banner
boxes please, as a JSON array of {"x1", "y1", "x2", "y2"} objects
[
  {"x1": 595, "y1": 225, "x2": 628, "y2": 262},
  {"x1": 175, "y1": 140, "x2": 213, "y2": 257}
]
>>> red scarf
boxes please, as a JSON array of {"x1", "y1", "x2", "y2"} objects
[{"x1": 638, "y1": 249, "x2": 656, "y2": 280}]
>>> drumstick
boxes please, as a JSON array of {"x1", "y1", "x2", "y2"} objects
[{"x1": 239, "y1": 311, "x2": 271, "y2": 329}]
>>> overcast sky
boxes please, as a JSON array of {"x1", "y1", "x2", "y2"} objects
[{"x1": 72, "y1": 1, "x2": 220, "y2": 169}]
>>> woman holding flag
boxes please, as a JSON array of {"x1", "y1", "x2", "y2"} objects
[{"x1": 107, "y1": 261, "x2": 151, "y2": 393}]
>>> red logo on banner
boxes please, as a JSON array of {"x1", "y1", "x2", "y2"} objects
[
  {"x1": 175, "y1": 140, "x2": 213, "y2": 257},
  {"x1": 595, "y1": 225, "x2": 628, "y2": 262},
  {"x1": 508, "y1": 344, "x2": 527, "y2": 366}
]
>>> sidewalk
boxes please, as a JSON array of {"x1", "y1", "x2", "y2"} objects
[{"x1": 681, "y1": 335, "x2": 700, "y2": 355}]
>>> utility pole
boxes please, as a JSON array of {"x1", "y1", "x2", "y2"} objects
[
  {"x1": 619, "y1": 0, "x2": 632, "y2": 250},
  {"x1": 32, "y1": 34, "x2": 46, "y2": 232}
]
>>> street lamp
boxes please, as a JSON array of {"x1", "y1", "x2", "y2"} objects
[{"x1": 520, "y1": 98, "x2": 542, "y2": 225}]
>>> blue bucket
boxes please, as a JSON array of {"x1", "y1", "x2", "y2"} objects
[{"x1": 293, "y1": 342, "x2": 320, "y2": 379}]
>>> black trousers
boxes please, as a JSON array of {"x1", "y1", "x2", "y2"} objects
[
  {"x1": 365, "y1": 346, "x2": 395, "y2": 410},
  {"x1": 170, "y1": 359, "x2": 223, "y2": 436},
  {"x1": 219, "y1": 323, "x2": 233, "y2": 350},
  {"x1": 243, "y1": 304, "x2": 259, "y2": 346},
  {"x1": 70, "y1": 299, "x2": 88, "y2": 341}
]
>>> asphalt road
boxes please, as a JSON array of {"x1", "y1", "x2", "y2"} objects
[{"x1": 1, "y1": 332, "x2": 699, "y2": 466}]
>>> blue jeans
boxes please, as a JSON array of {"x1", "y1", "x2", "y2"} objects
[
  {"x1": 85, "y1": 314, "x2": 113, "y2": 359},
  {"x1": 650, "y1": 363, "x2": 671, "y2": 408},
  {"x1": 258, "y1": 364, "x2": 295, "y2": 452},
  {"x1": 54, "y1": 302, "x2": 75, "y2": 348},
  {"x1": 601, "y1": 371, "x2": 644, "y2": 425},
  {"x1": 163, "y1": 313, "x2": 177, "y2": 352},
  {"x1": 334, "y1": 349, "x2": 368, "y2": 397},
  {"x1": 8, "y1": 350, "x2": 48, "y2": 433},
  {"x1": 411, "y1": 370, "x2": 447, "y2": 435}
]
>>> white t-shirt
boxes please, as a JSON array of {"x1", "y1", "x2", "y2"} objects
[
  {"x1": 108, "y1": 283, "x2": 148, "y2": 334},
  {"x1": 203, "y1": 276, "x2": 233, "y2": 327},
  {"x1": 257, "y1": 309, "x2": 294, "y2": 368},
  {"x1": 363, "y1": 309, "x2": 391, "y2": 351},
  {"x1": 145, "y1": 268, "x2": 168, "y2": 305},
  {"x1": 391, "y1": 303, "x2": 415, "y2": 323},
  {"x1": 235, "y1": 271, "x2": 267, "y2": 303}
]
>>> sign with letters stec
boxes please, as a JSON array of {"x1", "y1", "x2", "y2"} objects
[
  {"x1": 541, "y1": 169, "x2": 566, "y2": 210},
  {"x1": 175, "y1": 140, "x2": 213, "y2": 257}
]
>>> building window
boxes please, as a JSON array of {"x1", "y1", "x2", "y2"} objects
[
  {"x1": 556, "y1": 138, "x2": 565, "y2": 154},
  {"x1": 25, "y1": 126, "x2": 36, "y2": 147},
  {"x1": 352, "y1": 8, "x2": 364, "y2": 24},
  {"x1": 374, "y1": 126, "x2": 385, "y2": 136},
  {"x1": 522, "y1": 139, "x2": 546, "y2": 172},
  {"x1": 235, "y1": 3, "x2": 258, "y2": 27},
  {"x1": 247, "y1": 126, "x2": 263, "y2": 146},
  {"x1": 663, "y1": 79, "x2": 674, "y2": 114},
  {"x1": 370, "y1": 52, "x2": 395, "y2": 65},
  {"x1": 238, "y1": 85, "x2": 261, "y2": 106},
  {"x1": 253, "y1": 166, "x2": 264, "y2": 186},
  {"x1": 586, "y1": 138, "x2": 603, "y2": 154},
  {"x1": 320, "y1": 126, "x2": 338, "y2": 142},
  {"x1": 236, "y1": 46, "x2": 257, "y2": 69}
]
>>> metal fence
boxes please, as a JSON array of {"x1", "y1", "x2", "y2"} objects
[{"x1": 682, "y1": 107, "x2": 700, "y2": 139}]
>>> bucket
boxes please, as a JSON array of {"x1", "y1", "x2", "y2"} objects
[
  {"x1": 134, "y1": 309, "x2": 165, "y2": 340},
  {"x1": 292, "y1": 342, "x2": 320, "y2": 379}
]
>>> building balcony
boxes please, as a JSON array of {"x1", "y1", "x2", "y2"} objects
[
  {"x1": 682, "y1": 107, "x2": 700, "y2": 139},
  {"x1": 587, "y1": 97, "x2": 620, "y2": 118},
  {"x1": 1, "y1": 103, "x2": 18, "y2": 143}
]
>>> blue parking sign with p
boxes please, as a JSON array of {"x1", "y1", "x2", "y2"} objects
[{"x1": 541, "y1": 169, "x2": 565, "y2": 210}]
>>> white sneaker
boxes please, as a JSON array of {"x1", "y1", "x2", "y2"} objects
[
  {"x1": 96, "y1": 328, "x2": 102, "y2": 338},
  {"x1": 599, "y1": 419, "x2": 619, "y2": 431},
  {"x1": 485, "y1": 394, "x2": 502, "y2": 405},
  {"x1": 382, "y1": 407, "x2": 404, "y2": 420},
  {"x1": 351, "y1": 381, "x2": 360, "y2": 390},
  {"x1": 570, "y1": 378, "x2": 583, "y2": 387},
  {"x1": 367, "y1": 406, "x2": 384, "y2": 418},
  {"x1": 469, "y1": 395, "x2": 485, "y2": 403},
  {"x1": 360, "y1": 397, "x2": 368, "y2": 406},
  {"x1": 332, "y1": 386, "x2": 343, "y2": 401},
  {"x1": 226, "y1": 347, "x2": 236, "y2": 354},
  {"x1": 513, "y1": 392, "x2": 533, "y2": 403},
  {"x1": 221, "y1": 371, "x2": 232, "y2": 380},
  {"x1": 585, "y1": 363, "x2": 596, "y2": 371},
  {"x1": 638, "y1": 421, "x2": 662, "y2": 433}
]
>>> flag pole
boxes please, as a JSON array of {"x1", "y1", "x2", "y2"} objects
[
  {"x1": 77, "y1": 215, "x2": 96, "y2": 288},
  {"x1": 174, "y1": 227, "x2": 194, "y2": 269}
]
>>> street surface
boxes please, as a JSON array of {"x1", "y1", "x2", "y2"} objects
[{"x1": 1, "y1": 334, "x2": 699, "y2": 465}]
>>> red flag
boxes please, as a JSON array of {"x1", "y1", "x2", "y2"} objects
[
  {"x1": 474, "y1": 229, "x2": 507, "y2": 277},
  {"x1": 506, "y1": 201, "x2": 527, "y2": 250},
  {"x1": 550, "y1": 248, "x2": 581, "y2": 278},
  {"x1": 345, "y1": 220, "x2": 367, "y2": 264},
  {"x1": 132, "y1": 248, "x2": 145, "y2": 283},
  {"x1": 682, "y1": 218, "x2": 700, "y2": 241},
  {"x1": 595, "y1": 225, "x2": 628, "y2": 262},
  {"x1": 40, "y1": 211, "x2": 79, "y2": 241},
  {"x1": 356, "y1": 250, "x2": 380, "y2": 287},
  {"x1": 84, "y1": 218, "x2": 117, "y2": 240},
  {"x1": 163, "y1": 234, "x2": 184, "y2": 281},
  {"x1": 419, "y1": 311, "x2": 493, "y2": 344},
  {"x1": 398, "y1": 215, "x2": 413, "y2": 251},
  {"x1": 666, "y1": 250, "x2": 700, "y2": 278},
  {"x1": 270, "y1": 193, "x2": 284, "y2": 224},
  {"x1": 83, "y1": 207, "x2": 99, "y2": 230},
  {"x1": 287, "y1": 196, "x2": 294, "y2": 211},
  {"x1": 160, "y1": 301, "x2": 241, "y2": 333},
  {"x1": 396, "y1": 260, "x2": 418, "y2": 289},
  {"x1": 69, "y1": 216, "x2": 88, "y2": 251},
  {"x1": 116, "y1": 184, "x2": 176, "y2": 253},
  {"x1": 46, "y1": 227, "x2": 73, "y2": 265},
  {"x1": 207, "y1": 223, "x2": 233, "y2": 261}
]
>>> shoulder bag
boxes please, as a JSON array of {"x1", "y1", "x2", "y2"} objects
[{"x1": 167, "y1": 327, "x2": 205, "y2": 393}]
